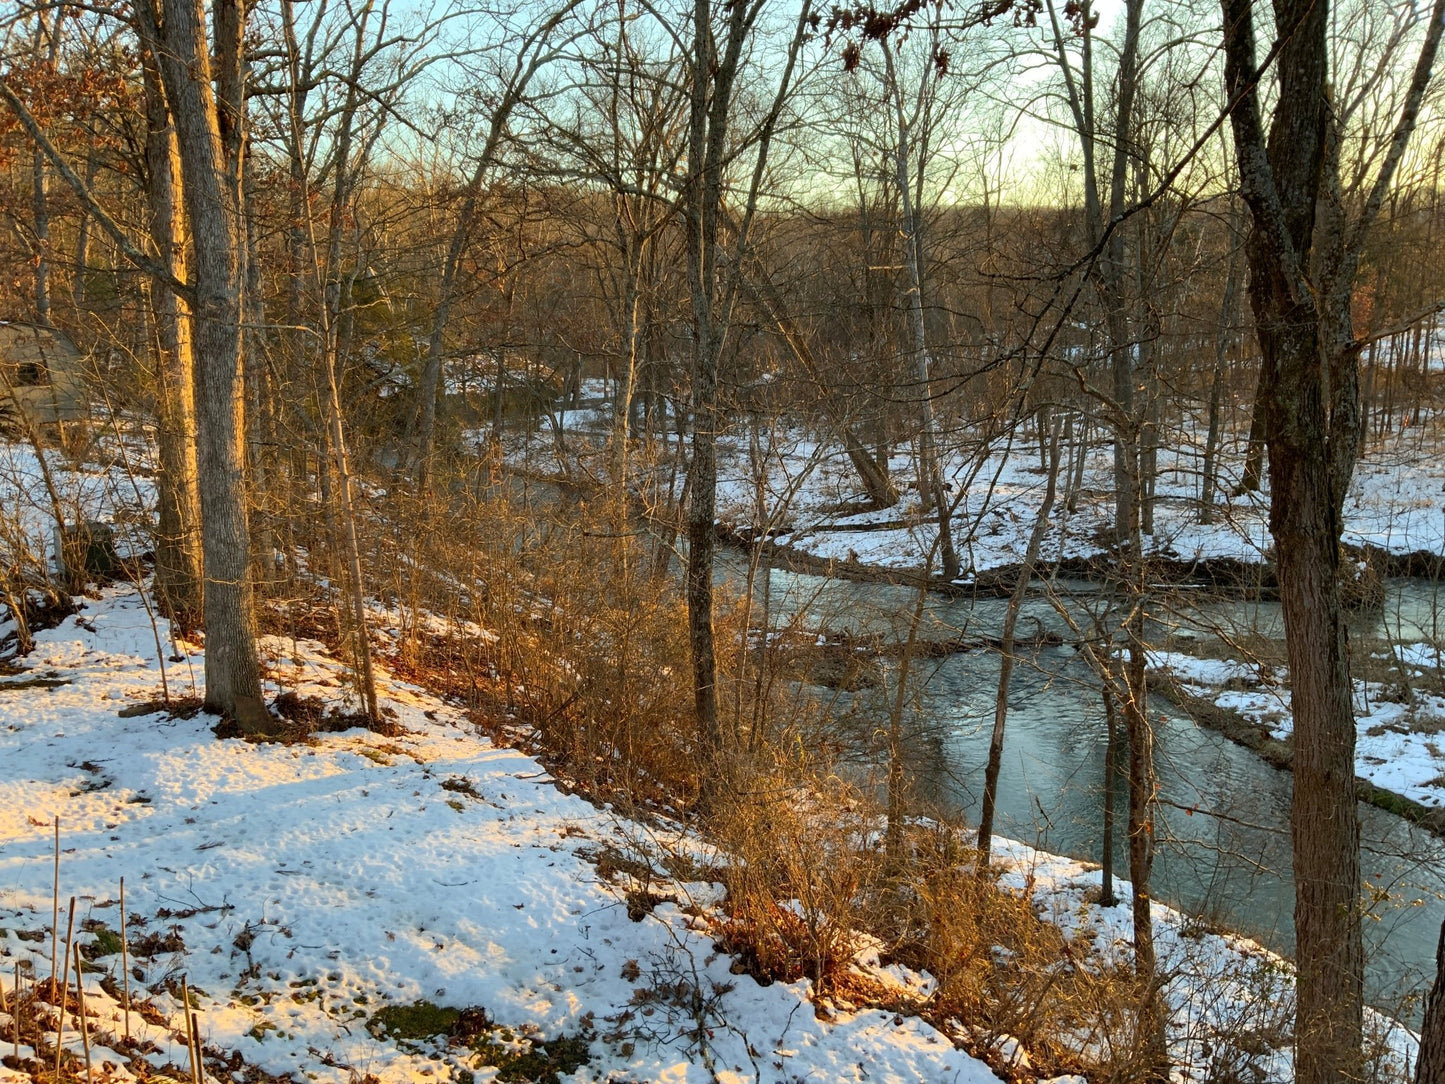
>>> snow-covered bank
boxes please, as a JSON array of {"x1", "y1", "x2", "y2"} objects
[
  {"x1": 707, "y1": 422, "x2": 1445, "y2": 580},
  {"x1": 0, "y1": 587, "x2": 1005, "y2": 1084},
  {"x1": 496, "y1": 406, "x2": 1443, "y2": 581},
  {"x1": 1149, "y1": 648, "x2": 1445, "y2": 817},
  {"x1": 0, "y1": 583, "x2": 1424, "y2": 1084}
]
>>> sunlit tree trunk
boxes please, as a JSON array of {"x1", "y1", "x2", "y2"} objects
[
  {"x1": 141, "y1": 53, "x2": 204, "y2": 626},
  {"x1": 29, "y1": 14, "x2": 60, "y2": 325},
  {"x1": 142, "y1": 0, "x2": 272, "y2": 732}
]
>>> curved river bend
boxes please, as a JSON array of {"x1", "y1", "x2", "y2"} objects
[{"x1": 725, "y1": 557, "x2": 1445, "y2": 1019}]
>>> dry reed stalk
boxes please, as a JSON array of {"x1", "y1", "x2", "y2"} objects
[
  {"x1": 54, "y1": 895, "x2": 76, "y2": 1078},
  {"x1": 73, "y1": 941, "x2": 93, "y2": 1084},
  {"x1": 190, "y1": 1010, "x2": 203, "y2": 1084},
  {"x1": 11, "y1": 960, "x2": 18, "y2": 1060},
  {"x1": 120, "y1": 876, "x2": 130, "y2": 1042},
  {"x1": 181, "y1": 975, "x2": 199, "y2": 1084},
  {"x1": 49, "y1": 817, "x2": 59, "y2": 998}
]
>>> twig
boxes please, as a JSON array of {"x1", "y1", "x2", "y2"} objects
[
  {"x1": 12, "y1": 960, "x2": 19, "y2": 1060},
  {"x1": 120, "y1": 876, "x2": 130, "y2": 1042},
  {"x1": 54, "y1": 894, "x2": 75, "y2": 1077},
  {"x1": 74, "y1": 939, "x2": 93, "y2": 1084},
  {"x1": 181, "y1": 974, "x2": 198, "y2": 1084},
  {"x1": 189, "y1": 1009, "x2": 203, "y2": 1084},
  {"x1": 49, "y1": 816, "x2": 59, "y2": 998}
]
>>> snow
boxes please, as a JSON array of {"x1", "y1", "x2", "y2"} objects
[
  {"x1": 2, "y1": 409, "x2": 1440, "y2": 1082},
  {"x1": 0, "y1": 587, "x2": 1012, "y2": 1084},
  {"x1": 507, "y1": 413, "x2": 1445, "y2": 580},
  {"x1": 0, "y1": 580, "x2": 1427, "y2": 1082},
  {"x1": 1148, "y1": 651, "x2": 1445, "y2": 810}
]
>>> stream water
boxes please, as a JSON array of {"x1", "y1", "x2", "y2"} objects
[{"x1": 720, "y1": 555, "x2": 1445, "y2": 1019}]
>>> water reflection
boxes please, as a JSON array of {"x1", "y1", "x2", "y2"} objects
[{"x1": 723, "y1": 556, "x2": 1445, "y2": 1017}]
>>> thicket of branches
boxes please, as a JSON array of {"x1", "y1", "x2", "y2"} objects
[{"x1": 3, "y1": 0, "x2": 1445, "y2": 1079}]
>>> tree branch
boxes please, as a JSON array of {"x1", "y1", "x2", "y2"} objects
[{"x1": 0, "y1": 78, "x2": 194, "y2": 303}]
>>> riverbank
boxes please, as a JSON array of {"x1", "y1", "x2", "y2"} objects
[
  {"x1": 0, "y1": 581, "x2": 1424, "y2": 1084},
  {"x1": 706, "y1": 417, "x2": 1445, "y2": 583},
  {"x1": 1148, "y1": 650, "x2": 1445, "y2": 836}
]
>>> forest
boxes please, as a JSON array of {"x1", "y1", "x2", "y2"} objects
[{"x1": 2, "y1": 0, "x2": 1445, "y2": 1080}]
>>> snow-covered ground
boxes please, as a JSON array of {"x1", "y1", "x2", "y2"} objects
[
  {"x1": 0, "y1": 417, "x2": 1439, "y2": 1082},
  {"x1": 0, "y1": 588, "x2": 1009, "y2": 1084},
  {"x1": 1149, "y1": 648, "x2": 1445, "y2": 812},
  {"x1": 510, "y1": 400, "x2": 1445, "y2": 577},
  {"x1": 0, "y1": 585, "x2": 1423, "y2": 1084}
]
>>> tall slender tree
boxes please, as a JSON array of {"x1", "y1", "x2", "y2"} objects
[
  {"x1": 1220, "y1": 0, "x2": 1444, "y2": 1079},
  {"x1": 141, "y1": 50, "x2": 205, "y2": 625},
  {"x1": 137, "y1": 0, "x2": 274, "y2": 731},
  {"x1": 683, "y1": 0, "x2": 810, "y2": 802}
]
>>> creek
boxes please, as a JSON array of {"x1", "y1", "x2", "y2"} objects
[{"x1": 720, "y1": 554, "x2": 1445, "y2": 1019}]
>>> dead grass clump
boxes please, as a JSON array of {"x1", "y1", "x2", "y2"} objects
[
  {"x1": 711, "y1": 773, "x2": 883, "y2": 997},
  {"x1": 870, "y1": 840, "x2": 1094, "y2": 1079},
  {"x1": 270, "y1": 690, "x2": 393, "y2": 736},
  {"x1": 360, "y1": 475, "x2": 711, "y2": 814}
]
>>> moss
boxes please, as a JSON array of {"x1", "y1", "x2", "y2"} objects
[
  {"x1": 367, "y1": 1000, "x2": 591, "y2": 1082},
  {"x1": 441, "y1": 775, "x2": 482, "y2": 800},
  {"x1": 493, "y1": 1036, "x2": 592, "y2": 1084},
  {"x1": 86, "y1": 925, "x2": 124, "y2": 957},
  {"x1": 368, "y1": 1000, "x2": 461, "y2": 1043}
]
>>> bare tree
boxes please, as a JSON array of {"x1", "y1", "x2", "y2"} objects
[
  {"x1": 1220, "y1": 0, "x2": 1445, "y2": 1079},
  {"x1": 140, "y1": 48, "x2": 205, "y2": 625},
  {"x1": 978, "y1": 415, "x2": 1061, "y2": 862},
  {"x1": 137, "y1": 0, "x2": 274, "y2": 731},
  {"x1": 683, "y1": 0, "x2": 811, "y2": 800},
  {"x1": 408, "y1": 0, "x2": 587, "y2": 485},
  {"x1": 879, "y1": 28, "x2": 960, "y2": 580}
]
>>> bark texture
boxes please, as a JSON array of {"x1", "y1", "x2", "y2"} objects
[
  {"x1": 1220, "y1": 0, "x2": 1445, "y2": 1077},
  {"x1": 1421, "y1": 919, "x2": 1445, "y2": 1084},
  {"x1": 141, "y1": 54, "x2": 205, "y2": 627},
  {"x1": 143, "y1": 0, "x2": 272, "y2": 731}
]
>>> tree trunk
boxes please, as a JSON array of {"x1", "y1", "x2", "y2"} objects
[
  {"x1": 1213, "y1": 0, "x2": 1445, "y2": 1069},
  {"x1": 1268, "y1": 316, "x2": 1364, "y2": 1084},
  {"x1": 1236, "y1": 363, "x2": 1268, "y2": 494},
  {"x1": 884, "y1": 41, "x2": 958, "y2": 580},
  {"x1": 978, "y1": 418, "x2": 1061, "y2": 864},
  {"x1": 1420, "y1": 919, "x2": 1445, "y2": 1084},
  {"x1": 141, "y1": 52, "x2": 205, "y2": 627},
  {"x1": 73, "y1": 152, "x2": 97, "y2": 308},
  {"x1": 1099, "y1": 684, "x2": 1119, "y2": 906},
  {"x1": 1201, "y1": 205, "x2": 1243, "y2": 523},
  {"x1": 683, "y1": 0, "x2": 733, "y2": 800},
  {"x1": 147, "y1": 0, "x2": 273, "y2": 733},
  {"x1": 32, "y1": 147, "x2": 52, "y2": 323},
  {"x1": 1100, "y1": 0, "x2": 1143, "y2": 548},
  {"x1": 681, "y1": 0, "x2": 805, "y2": 804},
  {"x1": 1119, "y1": 639, "x2": 1154, "y2": 978},
  {"x1": 29, "y1": 13, "x2": 58, "y2": 325}
]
